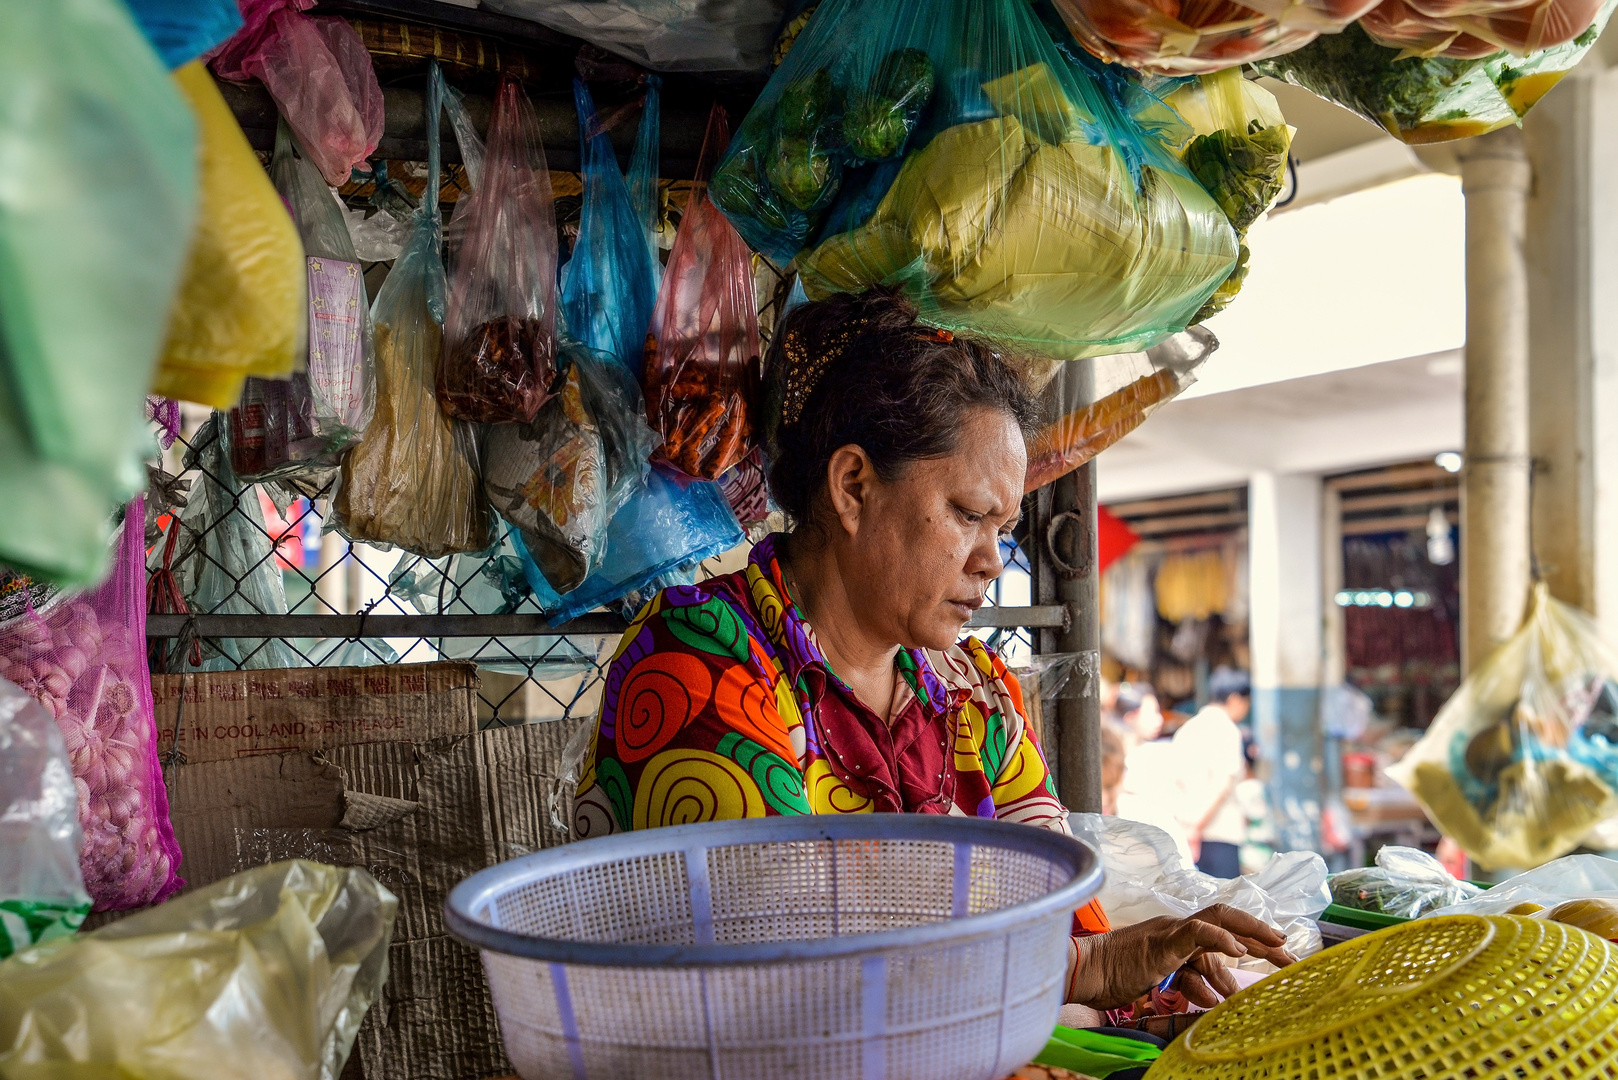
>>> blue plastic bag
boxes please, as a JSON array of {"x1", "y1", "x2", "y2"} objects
[
  {"x1": 629, "y1": 76, "x2": 663, "y2": 283},
  {"x1": 126, "y1": 0, "x2": 242, "y2": 68},
  {"x1": 559, "y1": 79, "x2": 661, "y2": 376},
  {"x1": 517, "y1": 466, "x2": 743, "y2": 624}
]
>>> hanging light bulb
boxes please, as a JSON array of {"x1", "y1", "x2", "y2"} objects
[{"x1": 1427, "y1": 505, "x2": 1455, "y2": 566}]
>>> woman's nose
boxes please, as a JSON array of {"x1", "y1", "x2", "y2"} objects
[{"x1": 968, "y1": 535, "x2": 1005, "y2": 581}]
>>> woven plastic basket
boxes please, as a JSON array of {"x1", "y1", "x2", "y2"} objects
[
  {"x1": 446, "y1": 815, "x2": 1102, "y2": 1080},
  {"x1": 1150, "y1": 914, "x2": 1618, "y2": 1080}
]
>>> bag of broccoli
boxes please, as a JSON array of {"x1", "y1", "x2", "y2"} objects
[
  {"x1": 1254, "y1": 0, "x2": 1615, "y2": 145},
  {"x1": 711, "y1": 0, "x2": 1238, "y2": 361}
]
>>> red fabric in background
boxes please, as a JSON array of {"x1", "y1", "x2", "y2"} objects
[{"x1": 1098, "y1": 505, "x2": 1139, "y2": 574}]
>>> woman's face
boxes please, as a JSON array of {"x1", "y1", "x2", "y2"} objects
[{"x1": 826, "y1": 406, "x2": 1027, "y2": 652}]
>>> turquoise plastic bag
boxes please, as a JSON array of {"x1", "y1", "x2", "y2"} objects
[
  {"x1": 560, "y1": 79, "x2": 662, "y2": 377},
  {"x1": 516, "y1": 467, "x2": 743, "y2": 624},
  {"x1": 0, "y1": 0, "x2": 198, "y2": 586},
  {"x1": 127, "y1": 0, "x2": 243, "y2": 68}
]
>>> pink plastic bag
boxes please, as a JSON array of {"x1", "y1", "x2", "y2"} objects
[
  {"x1": 439, "y1": 75, "x2": 561, "y2": 425},
  {"x1": 0, "y1": 497, "x2": 182, "y2": 911},
  {"x1": 1363, "y1": 0, "x2": 1603, "y2": 55},
  {"x1": 208, "y1": 1, "x2": 383, "y2": 185}
]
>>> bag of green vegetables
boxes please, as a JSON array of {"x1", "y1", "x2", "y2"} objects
[{"x1": 710, "y1": 0, "x2": 1239, "y2": 361}]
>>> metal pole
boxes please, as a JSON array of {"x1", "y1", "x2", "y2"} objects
[
  {"x1": 1049, "y1": 462, "x2": 1102, "y2": 814},
  {"x1": 1458, "y1": 128, "x2": 1534, "y2": 672}
]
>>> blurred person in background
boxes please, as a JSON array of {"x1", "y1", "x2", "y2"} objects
[
  {"x1": 1115, "y1": 683, "x2": 1195, "y2": 863},
  {"x1": 1174, "y1": 667, "x2": 1251, "y2": 878}
]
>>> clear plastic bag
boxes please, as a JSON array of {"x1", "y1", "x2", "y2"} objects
[
  {"x1": 334, "y1": 64, "x2": 493, "y2": 559},
  {"x1": 1388, "y1": 583, "x2": 1618, "y2": 870},
  {"x1": 1254, "y1": 0, "x2": 1616, "y2": 144},
  {"x1": 1327, "y1": 845, "x2": 1483, "y2": 918},
  {"x1": 0, "y1": 860, "x2": 396, "y2": 1080},
  {"x1": 483, "y1": 344, "x2": 658, "y2": 592},
  {"x1": 1024, "y1": 328, "x2": 1216, "y2": 492},
  {"x1": 561, "y1": 79, "x2": 662, "y2": 378},
  {"x1": 1070, "y1": 813, "x2": 1331, "y2": 970},
  {"x1": 0, "y1": 677, "x2": 91, "y2": 958},
  {"x1": 1359, "y1": 0, "x2": 1606, "y2": 55},
  {"x1": 714, "y1": 0, "x2": 1239, "y2": 361},
  {"x1": 482, "y1": 0, "x2": 787, "y2": 72},
  {"x1": 1052, "y1": 0, "x2": 1381, "y2": 75},
  {"x1": 717, "y1": 447, "x2": 772, "y2": 528},
  {"x1": 128, "y1": 0, "x2": 243, "y2": 68},
  {"x1": 154, "y1": 59, "x2": 305, "y2": 410},
  {"x1": 0, "y1": 0, "x2": 197, "y2": 587},
  {"x1": 209, "y1": 1, "x2": 385, "y2": 186},
  {"x1": 0, "y1": 500, "x2": 184, "y2": 911},
  {"x1": 439, "y1": 75, "x2": 561, "y2": 426},
  {"x1": 165, "y1": 419, "x2": 301, "y2": 671},
  {"x1": 647, "y1": 105, "x2": 760, "y2": 480},
  {"x1": 1425, "y1": 854, "x2": 1618, "y2": 917},
  {"x1": 518, "y1": 466, "x2": 744, "y2": 624},
  {"x1": 229, "y1": 119, "x2": 377, "y2": 485}
]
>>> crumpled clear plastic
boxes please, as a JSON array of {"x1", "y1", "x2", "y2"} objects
[
  {"x1": 1388, "y1": 582, "x2": 1618, "y2": 870},
  {"x1": 0, "y1": 677, "x2": 90, "y2": 959},
  {"x1": 0, "y1": 0, "x2": 197, "y2": 587},
  {"x1": 1423, "y1": 854, "x2": 1618, "y2": 917},
  {"x1": 1024, "y1": 328, "x2": 1217, "y2": 492},
  {"x1": 1362, "y1": 0, "x2": 1604, "y2": 56},
  {"x1": 483, "y1": 0, "x2": 787, "y2": 72},
  {"x1": 714, "y1": 0, "x2": 1239, "y2": 361},
  {"x1": 208, "y1": 0, "x2": 385, "y2": 186},
  {"x1": 0, "y1": 860, "x2": 397, "y2": 1080},
  {"x1": 1328, "y1": 845, "x2": 1483, "y2": 919},
  {"x1": 1070, "y1": 813, "x2": 1331, "y2": 970},
  {"x1": 1254, "y1": 0, "x2": 1616, "y2": 144}
]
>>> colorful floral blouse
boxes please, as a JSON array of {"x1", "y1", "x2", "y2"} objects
[{"x1": 573, "y1": 533, "x2": 1072, "y2": 838}]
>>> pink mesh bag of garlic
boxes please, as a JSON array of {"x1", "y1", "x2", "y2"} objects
[{"x1": 0, "y1": 496, "x2": 182, "y2": 910}]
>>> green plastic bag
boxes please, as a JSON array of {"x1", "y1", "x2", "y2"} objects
[
  {"x1": 0, "y1": 0, "x2": 199, "y2": 586},
  {"x1": 1033, "y1": 1025, "x2": 1162, "y2": 1078}
]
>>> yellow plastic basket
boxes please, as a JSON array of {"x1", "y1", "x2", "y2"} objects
[{"x1": 1148, "y1": 915, "x2": 1618, "y2": 1080}]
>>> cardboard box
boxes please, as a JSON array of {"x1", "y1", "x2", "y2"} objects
[{"x1": 155, "y1": 664, "x2": 577, "y2": 1080}]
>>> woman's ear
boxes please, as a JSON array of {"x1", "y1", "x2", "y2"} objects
[{"x1": 824, "y1": 444, "x2": 874, "y2": 539}]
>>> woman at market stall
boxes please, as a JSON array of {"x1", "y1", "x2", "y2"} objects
[{"x1": 575, "y1": 287, "x2": 1293, "y2": 1016}]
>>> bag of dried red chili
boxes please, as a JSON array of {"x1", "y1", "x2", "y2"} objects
[
  {"x1": 644, "y1": 104, "x2": 760, "y2": 481},
  {"x1": 438, "y1": 74, "x2": 561, "y2": 425}
]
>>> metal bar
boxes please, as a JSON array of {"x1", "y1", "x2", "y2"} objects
[
  {"x1": 1050, "y1": 462, "x2": 1102, "y2": 814},
  {"x1": 145, "y1": 606, "x2": 1069, "y2": 639}
]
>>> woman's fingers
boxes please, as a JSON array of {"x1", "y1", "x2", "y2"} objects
[
  {"x1": 1175, "y1": 968, "x2": 1222, "y2": 1009},
  {"x1": 1195, "y1": 904, "x2": 1288, "y2": 947},
  {"x1": 1173, "y1": 917, "x2": 1248, "y2": 962},
  {"x1": 1190, "y1": 951, "x2": 1241, "y2": 999}
]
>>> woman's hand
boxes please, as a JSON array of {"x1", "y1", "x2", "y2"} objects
[{"x1": 1066, "y1": 904, "x2": 1296, "y2": 1010}]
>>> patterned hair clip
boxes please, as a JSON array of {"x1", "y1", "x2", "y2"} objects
[{"x1": 780, "y1": 318, "x2": 867, "y2": 427}]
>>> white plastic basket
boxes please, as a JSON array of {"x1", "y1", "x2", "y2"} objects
[{"x1": 446, "y1": 814, "x2": 1102, "y2": 1080}]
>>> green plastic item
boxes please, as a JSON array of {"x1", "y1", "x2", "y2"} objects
[
  {"x1": 0, "y1": 0, "x2": 199, "y2": 586},
  {"x1": 1320, "y1": 902, "x2": 1408, "y2": 932},
  {"x1": 1033, "y1": 1025, "x2": 1162, "y2": 1077}
]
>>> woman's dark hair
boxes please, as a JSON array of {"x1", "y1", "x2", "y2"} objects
[{"x1": 764, "y1": 288, "x2": 1039, "y2": 528}]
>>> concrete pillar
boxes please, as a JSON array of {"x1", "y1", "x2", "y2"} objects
[
  {"x1": 1248, "y1": 470, "x2": 1325, "y2": 852},
  {"x1": 1525, "y1": 68, "x2": 1618, "y2": 646},
  {"x1": 1457, "y1": 128, "x2": 1533, "y2": 671}
]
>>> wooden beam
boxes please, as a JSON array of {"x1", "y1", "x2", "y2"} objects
[
  {"x1": 1128, "y1": 511, "x2": 1249, "y2": 537},
  {"x1": 1341, "y1": 510, "x2": 1458, "y2": 536},
  {"x1": 1107, "y1": 489, "x2": 1243, "y2": 519},
  {"x1": 1326, "y1": 463, "x2": 1455, "y2": 492},
  {"x1": 1340, "y1": 487, "x2": 1461, "y2": 514}
]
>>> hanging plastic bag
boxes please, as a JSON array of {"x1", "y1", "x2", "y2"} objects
[
  {"x1": 1327, "y1": 845, "x2": 1483, "y2": 919},
  {"x1": 335, "y1": 65, "x2": 492, "y2": 559},
  {"x1": 1024, "y1": 328, "x2": 1216, "y2": 492},
  {"x1": 0, "y1": 677, "x2": 91, "y2": 958},
  {"x1": 481, "y1": 0, "x2": 787, "y2": 72},
  {"x1": 646, "y1": 106, "x2": 760, "y2": 480},
  {"x1": 0, "y1": 501, "x2": 184, "y2": 911},
  {"x1": 1389, "y1": 583, "x2": 1618, "y2": 870},
  {"x1": 1070, "y1": 813, "x2": 1331, "y2": 970},
  {"x1": 0, "y1": 0, "x2": 197, "y2": 588},
  {"x1": 483, "y1": 344, "x2": 658, "y2": 592},
  {"x1": 1254, "y1": 0, "x2": 1616, "y2": 144},
  {"x1": 163, "y1": 419, "x2": 302, "y2": 671},
  {"x1": 0, "y1": 860, "x2": 396, "y2": 1080},
  {"x1": 439, "y1": 75, "x2": 561, "y2": 426},
  {"x1": 717, "y1": 447, "x2": 773, "y2": 528},
  {"x1": 154, "y1": 60, "x2": 305, "y2": 410},
  {"x1": 1162, "y1": 70, "x2": 1293, "y2": 322},
  {"x1": 714, "y1": 0, "x2": 1239, "y2": 362},
  {"x1": 630, "y1": 76, "x2": 664, "y2": 278},
  {"x1": 1357, "y1": 0, "x2": 1605, "y2": 55},
  {"x1": 518, "y1": 466, "x2": 744, "y2": 624},
  {"x1": 1051, "y1": 0, "x2": 1381, "y2": 75},
  {"x1": 560, "y1": 79, "x2": 661, "y2": 377},
  {"x1": 229, "y1": 119, "x2": 377, "y2": 486},
  {"x1": 128, "y1": 0, "x2": 243, "y2": 69},
  {"x1": 208, "y1": 0, "x2": 384, "y2": 186}
]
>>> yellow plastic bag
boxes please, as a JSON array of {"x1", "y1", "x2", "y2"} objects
[
  {"x1": 1390, "y1": 583, "x2": 1618, "y2": 870},
  {"x1": 152, "y1": 61, "x2": 304, "y2": 408},
  {"x1": 0, "y1": 860, "x2": 396, "y2": 1080}
]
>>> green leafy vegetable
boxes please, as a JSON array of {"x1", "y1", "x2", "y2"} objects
[
  {"x1": 1183, "y1": 122, "x2": 1290, "y2": 235},
  {"x1": 766, "y1": 135, "x2": 838, "y2": 210},
  {"x1": 711, "y1": 142, "x2": 798, "y2": 233},
  {"x1": 843, "y1": 48, "x2": 936, "y2": 160},
  {"x1": 777, "y1": 68, "x2": 837, "y2": 138}
]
